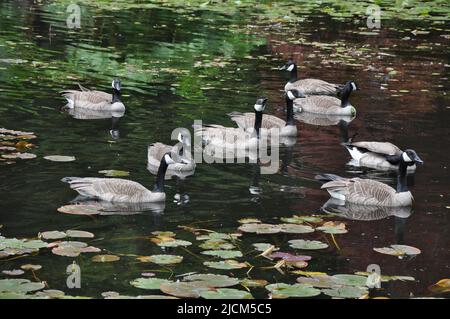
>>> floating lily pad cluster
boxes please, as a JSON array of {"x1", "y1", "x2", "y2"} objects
[
  {"x1": 130, "y1": 273, "x2": 252, "y2": 299},
  {"x1": 0, "y1": 236, "x2": 47, "y2": 258},
  {"x1": 0, "y1": 128, "x2": 37, "y2": 164},
  {"x1": 150, "y1": 231, "x2": 192, "y2": 248}
]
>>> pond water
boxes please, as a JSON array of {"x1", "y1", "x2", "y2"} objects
[{"x1": 0, "y1": 1, "x2": 448, "y2": 299}]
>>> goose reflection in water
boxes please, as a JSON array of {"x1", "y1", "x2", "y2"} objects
[
  {"x1": 63, "y1": 107, "x2": 125, "y2": 140},
  {"x1": 321, "y1": 198, "x2": 412, "y2": 244},
  {"x1": 69, "y1": 196, "x2": 166, "y2": 215}
]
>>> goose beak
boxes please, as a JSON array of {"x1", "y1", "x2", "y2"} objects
[
  {"x1": 279, "y1": 64, "x2": 287, "y2": 71},
  {"x1": 181, "y1": 158, "x2": 191, "y2": 164},
  {"x1": 414, "y1": 155, "x2": 424, "y2": 165}
]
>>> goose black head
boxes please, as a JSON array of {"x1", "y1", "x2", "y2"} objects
[
  {"x1": 347, "y1": 80, "x2": 359, "y2": 91},
  {"x1": 286, "y1": 89, "x2": 304, "y2": 100},
  {"x1": 254, "y1": 97, "x2": 268, "y2": 112},
  {"x1": 112, "y1": 78, "x2": 121, "y2": 91},
  {"x1": 280, "y1": 60, "x2": 296, "y2": 72},
  {"x1": 401, "y1": 149, "x2": 423, "y2": 166}
]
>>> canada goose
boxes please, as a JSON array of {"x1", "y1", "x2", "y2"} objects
[
  {"x1": 147, "y1": 130, "x2": 195, "y2": 179},
  {"x1": 62, "y1": 153, "x2": 176, "y2": 203},
  {"x1": 228, "y1": 90, "x2": 303, "y2": 138},
  {"x1": 316, "y1": 149, "x2": 423, "y2": 207},
  {"x1": 61, "y1": 79, "x2": 125, "y2": 112},
  {"x1": 293, "y1": 81, "x2": 358, "y2": 116},
  {"x1": 281, "y1": 60, "x2": 344, "y2": 96},
  {"x1": 344, "y1": 141, "x2": 417, "y2": 172},
  {"x1": 194, "y1": 97, "x2": 268, "y2": 151}
]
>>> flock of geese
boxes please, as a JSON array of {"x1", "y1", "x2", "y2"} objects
[{"x1": 60, "y1": 59, "x2": 423, "y2": 211}]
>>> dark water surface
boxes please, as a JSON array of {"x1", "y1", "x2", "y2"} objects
[{"x1": 0, "y1": 1, "x2": 448, "y2": 298}]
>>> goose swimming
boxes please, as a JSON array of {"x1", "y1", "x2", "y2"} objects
[
  {"x1": 344, "y1": 141, "x2": 417, "y2": 172},
  {"x1": 62, "y1": 152, "x2": 176, "y2": 203},
  {"x1": 61, "y1": 79, "x2": 125, "y2": 112},
  {"x1": 148, "y1": 130, "x2": 195, "y2": 179},
  {"x1": 293, "y1": 81, "x2": 358, "y2": 116},
  {"x1": 194, "y1": 97, "x2": 268, "y2": 151},
  {"x1": 228, "y1": 90, "x2": 302, "y2": 137},
  {"x1": 316, "y1": 149, "x2": 423, "y2": 207},
  {"x1": 281, "y1": 60, "x2": 344, "y2": 96}
]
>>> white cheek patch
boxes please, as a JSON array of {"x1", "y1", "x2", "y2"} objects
[
  {"x1": 164, "y1": 154, "x2": 174, "y2": 164},
  {"x1": 287, "y1": 91, "x2": 296, "y2": 100},
  {"x1": 351, "y1": 82, "x2": 357, "y2": 91},
  {"x1": 287, "y1": 64, "x2": 294, "y2": 72},
  {"x1": 402, "y1": 152, "x2": 413, "y2": 162},
  {"x1": 254, "y1": 104, "x2": 263, "y2": 112},
  {"x1": 112, "y1": 80, "x2": 115, "y2": 89},
  {"x1": 178, "y1": 133, "x2": 183, "y2": 143}
]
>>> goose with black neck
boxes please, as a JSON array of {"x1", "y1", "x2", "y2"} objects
[{"x1": 315, "y1": 150, "x2": 423, "y2": 207}]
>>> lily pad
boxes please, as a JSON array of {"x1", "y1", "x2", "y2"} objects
[
  {"x1": 130, "y1": 278, "x2": 172, "y2": 290},
  {"x1": 428, "y1": 279, "x2": 450, "y2": 294},
  {"x1": 43, "y1": 155, "x2": 76, "y2": 162},
  {"x1": 155, "y1": 239, "x2": 192, "y2": 248},
  {"x1": 316, "y1": 222, "x2": 348, "y2": 234},
  {"x1": 266, "y1": 283, "x2": 321, "y2": 298},
  {"x1": 238, "y1": 223, "x2": 281, "y2": 234},
  {"x1": 279, "y1": 224, "x2": 315, "y2": 234},
  {"x1": 40, "y1": 231, "x2": 67, "y2": 240},
  {"x1": 20, "y1": 264, "x2": 42, "y2": 271},
  {"x1": 331, "y1": 274, "x2": 367, "y2": 287},
  {"x1": 160, "y1": 281, "x2": 210, "y2": 298},
  {"x1": 289, "y1": 239, "x2": 329, "y2": 250},
  {"x1": 240, "y1": 278, "x2": 268, "y2": 287},
  {"x1": 237, "y1": 218, "x2": 261, "y2": 224},
  {"x1": 199, "y1": 240, "x2": 235, "y2": 250},
  {"x1": 201, "y1": 250, "x2": 243, "y2": 259},
  {"x1": 91, "y1": 255, "x2": 120, "y2": 263},
  {"x1": 1, "y1": 152, "x2": 36, "y2": 160},
  {"x1": 296, "y1": 275, "x2": 338, "y2": 288},
  {"x1": 252, "y1": 243, "x2": 279, "y2": 252},
  {"x1": 270, "y1": 252, "x2": 311, "y2": 262},
  {"x1": 2, "y1": 269, "x2": 25, "y2": 276},
  {"x1": 183, "y1": 274, "x2": 239, "y2": 288},
  {"x1": 137, "y1": 255, "x2": 183, "y2": 265},
  {"x1": 200, "y1": 288, "x2": 253, "y2": 299},
  {"x1": 65, "y1": 230, "x2": 95, "y2": 238},
  {"x1": 322, "y1": 286, "x2": 369, "y2": 299},
  {"x1": 98, "y1": 170, "x2": 130, "y2": 177},
  {"x1": 203, "y1": 260, "x2": 247, "y2": 270},
  {"x1": 373, "y1": 245, "x2": 421, "y2": 257},
  {"x1": 51, "y1": 241, "x2": 101, "y2": 257},
  {"x1": 0, "y1": 279, "x2": 45, "y2": 293},
  {"x1": 281, "y1": 215, "x2": 323, "y2": 224}
]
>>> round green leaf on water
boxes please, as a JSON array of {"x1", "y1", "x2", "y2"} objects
[
  {"x1": 322, "y1": 286, "x2": 368, "y2": 299},
  {"x1": 200, "y1": 288, "x2": 253, "y2": 299},
  {"x1": 183, "y1": 274, "x2": 239, "y2": 288},
  {"x1": 40, "y1": 231, "x2": 67, "y2": 240},
  {"x1": 281, "y1": 215, "x2": 323, "y2": 224},
  {"x1": 57, "y1": 205, "x2": 101, "y2": 216},
  {"x1": 331, "y1": 274, "x2": 368, "y2": 287},
  {"x1": 240, "y1": 278, "x2": 268, "y2": 287},
  {"x1": 139, "y1": 255, "x2": 183, "y2": 265},
  {"x1": 289, "y1": 239, "x2": 329, "y2": 250},
  {"x1": 296, "y1": 275, "x2": 338, "y2": 288},
  {"x1": 201, "y1": 250, "x2": 242, "y2": 259},
  {"x1": 160, "y1": 281, "x2": 210, "y2": 298},
  {"x1": 130, "y1": 278, "x2": 172, "y2": 290},
  {"x1": 65, "y1": 230, "x2": 95, "y2": 238},
  {"x1": 238, "y1": 223, "x2": 280, "y2": 234},
  {"x1": 203, "y1": 260, "x2": 247, "y2": 270},
  {"x1": 279, "y1": 224, "x2": 315, "y2": 234},
  {"x1": 0, "y1": 279, "x2": 45, "y2": 293},
  {"x1": 199, "y1": 240, "x2": 235, "y2": 250},
  {"x1": 156, "y1": 239, "x2": 192, "y2": 248},
  {"x1": 265, "y1": 283, "x2": 321, "y2": 298},
  {"x1": 44, "y1": 155, "x2": 76, "y2": 162}
]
